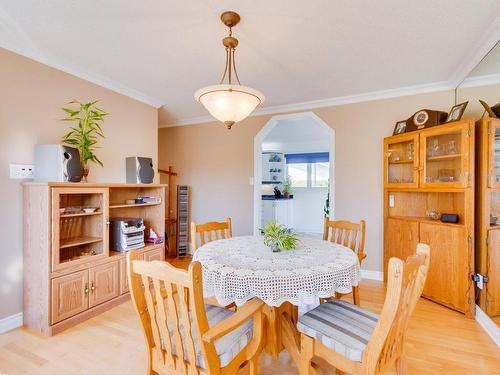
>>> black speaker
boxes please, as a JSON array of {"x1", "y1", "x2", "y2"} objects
[
  {"x1": 441, "y1": 214, "x2": 459, "y2": 224},
  {"x1": 126, "y1": 157, "x2": 154, "y2": 184},
  {"x1": 34, "y1": 144, "x2": 83, "y2": 182}
]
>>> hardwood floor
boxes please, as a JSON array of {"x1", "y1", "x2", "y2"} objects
[{"x1": 0, "y1": 259, "x2": 499, "y2": 374}]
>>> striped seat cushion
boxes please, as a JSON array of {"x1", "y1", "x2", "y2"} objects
[
  {"x1": 297, "y1": 300, "x2": 379, "y2": 362},
  {"x1": 159, "y1": 303, "x2": 253, "y2": 369}
]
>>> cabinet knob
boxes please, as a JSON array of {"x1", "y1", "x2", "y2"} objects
[
  {"x1": 84, "y1": 283, "x2": 89, "y2": 294},
  {"x1": 90, "y1": 282, "x2": 95, "y2": 292}
]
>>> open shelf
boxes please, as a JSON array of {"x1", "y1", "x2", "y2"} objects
[
  {"x1": 60, "y1": 211, "x2": 102, "y2": 218},
  {"x1": 60, "y1": 236, "x2": 102, "y2": 249},
  {"x1": 109, "y1": 202, "x2": 161, "y2": 209},
  {"x1": 426, "y1": 154, "x2": 461, "y2": 161},
  {"x1": 388, "y1": 216, "x2": 464, "y2": 228},
  {"x1": 389, "y1": 160, "x2": 414, "y2": 165}
]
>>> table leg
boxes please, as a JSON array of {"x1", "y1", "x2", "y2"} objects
[
  {"x1": 262, "y1": 302, "x2": 299, "y2": 358},
  {"x1": 262, "y1": 305, "x2": 281, "y2": 358}
]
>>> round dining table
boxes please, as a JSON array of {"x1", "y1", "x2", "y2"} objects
[{"x1": 193, "y1": 235, "x2": 361, "y2": 358}]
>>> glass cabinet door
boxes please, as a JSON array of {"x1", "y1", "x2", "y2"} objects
[
  {"x1": 420, "y1": 123, "x2": 471, "y2": 188},
  {"x1": 489, "y1": 122, "x2": 500, "y2": 188},
  {"x1": 385, "y1": 134, "x2": 419, "y2": 188}
]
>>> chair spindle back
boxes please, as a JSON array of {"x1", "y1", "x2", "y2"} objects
[
  {"x1": 127, "y1": 251, "x2": 217, "y2": 374},
  {"x1": 323, "y1": 218, "x2": 366, "y2": 263},
  {"x1": 364, "y1": 243, "x2": 430, "y2": 374},
  {"x1": 191, "y1": 218, "x2": 233, "y2": 251}
]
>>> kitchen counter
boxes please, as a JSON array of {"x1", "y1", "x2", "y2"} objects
[{"x1": 262, "y1": 195, "x2": 294, "y2": 200}]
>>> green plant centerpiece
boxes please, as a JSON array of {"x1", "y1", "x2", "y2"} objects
[
  {"x1": 61, "y1": 100, "x2": 107, "y2": 181},
  {"x1": 263, "y1": 222, "x2": 300, "y2": 252},
  {"x1": 282, "y1": 176, "x2": 292, "y2": 199}
]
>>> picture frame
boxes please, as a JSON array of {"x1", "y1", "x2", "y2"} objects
[
  {"x1": 479, "y1": 100, "x2": 498, "y2": 118},
  {"x1": 393, "y1": 121, "x2": 407, "y2": 135},
  {"x1": 445, "y1": 101, "x2": 468, "y2": 123}
]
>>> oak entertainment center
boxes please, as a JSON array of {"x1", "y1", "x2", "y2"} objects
[{"x1": 23, "y1": 182, "x2": 166, "y2": 335}]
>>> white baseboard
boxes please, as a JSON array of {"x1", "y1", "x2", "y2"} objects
[
  {"x1": 360, "y1": 269, "x2": 384, "y2": 281},
  {"x1": 0, "y1": 312, "x2": 23, "y2": 334},
  {"x1": 475, "y1": 304, "x2": 500, "y2": 347}
]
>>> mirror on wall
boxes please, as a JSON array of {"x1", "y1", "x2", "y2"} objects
[
  {"x1": 456, "y1": 41, "x2": 500, "y2": 326},
  {"x1": 456, "y1": 41, "x2": 500, "y2": 118}
]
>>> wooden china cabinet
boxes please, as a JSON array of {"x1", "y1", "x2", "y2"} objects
[
  {"x1": 384, "y1": 120, "x2": 475, "y2": 318},
  {"x1": 475, "y1": 118, "x2": 500, "y2": 318},
  {"x1": 23, "y1": 182, "x2": 165, "y2": 335}
]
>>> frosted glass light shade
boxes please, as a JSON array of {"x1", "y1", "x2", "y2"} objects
[{"x1": 194, "y1": 84, "x2": 265, "y2": 128}]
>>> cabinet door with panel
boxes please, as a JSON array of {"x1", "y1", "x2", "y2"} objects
[
  {"x1": 419, "y1": 223, "x2": 468, "y2": 312},
  {"x1": 51, "y1": 270, "x2": 89, "y2": 324},
  {"x1": 384, "y1": 218, "x2": 419, "y2": 278},
  {"x1": 486, "y1": 229, "x2": 500, "y2": 317},
  {"x1": 261, "y1": 200, "x2": 276, "y2": 228},
  {"x1": 89, "y1": 261, "x2": 119, "y2": 308},
  {"x1": 384, "y1": 133, "x2": 419, "y2": 188},
  {"x1": 420, "y1": 122, "x2": 472, "y2": 188},
  {"x1": 119, "y1": 257, "x2": 129, "y2": 295},
  {"x1": 488, "y1": 120, "x2": 500, "y2": 188},
  {"x1": 143, "y1": 247, "x2": 164, "y2": 262}
]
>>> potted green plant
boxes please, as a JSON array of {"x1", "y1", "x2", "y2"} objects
[
  {"x1": 282, "y1": 176, "x2": 292, "y2": 199},
  {"x1": 61, "y1": 100, "x2": 108, "y2": 181},
  {"x1": 263, "y1": 222, "x2": 299, "y2": 252}
]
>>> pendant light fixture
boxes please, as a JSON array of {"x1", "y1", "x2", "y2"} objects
[{"x1": 194, "y1": 11, "x2": 265, "y2": 129}]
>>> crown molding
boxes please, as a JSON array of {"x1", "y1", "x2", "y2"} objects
[
  {"x1": 458, "y1": 72, "x2": 500, "y2": 89},
  {"x1": 449, "y1": 14, "x2": 500, "y2": 88},
  {"x1": 159, "y1": 80, "x2": 453, "y2": 128},
  {"x1": 7, "y1": 45, "x2": 164, "y2": 108}
]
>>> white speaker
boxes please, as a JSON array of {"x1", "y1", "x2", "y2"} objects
[
  {"x1": 126, "y1": 157, "x2": 155, "y2": 184},
  {"x1": 34, "y1": 144, "x2": 83, "y2": 182}
]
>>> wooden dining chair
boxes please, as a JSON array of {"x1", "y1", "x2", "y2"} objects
[
  {"x1": 323, "y1": 217, "x2": 366, "y2": 305},
  {"x1": 297, "y1": 243, "x2": 430, "y2": 375},
  {"x1": 127, "y1": 250, "x2": 264, "y2": 374},
  {"x1": 191, "y1": 218, "x2": 233, "y2": 251}
]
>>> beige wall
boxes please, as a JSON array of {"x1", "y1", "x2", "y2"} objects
[
  {"x1": 0, "y1": 48, "x2": 158, "y2": 320},
  {"x1": 159, "y1": 90, "x2": 461, "y2": 273}
]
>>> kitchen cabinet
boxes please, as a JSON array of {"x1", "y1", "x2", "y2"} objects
[{"x1": 261, "y1": 199, "x2": 294, "y2": 228}]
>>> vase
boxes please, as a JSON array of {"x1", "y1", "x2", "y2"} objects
[
  {"x1": 284, "y1": 191, "x2": 290, "y2": 199},
  {"x1": 271, "y1": 243, "x2": 281, "y2": 253},
  {"x1": 82, "y1": 165, "x2": 89, "y2": 182}
]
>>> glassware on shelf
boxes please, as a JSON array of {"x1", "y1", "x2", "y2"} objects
[
  {"x1": 407, "y1": 143, "x2": 414, "y2": 160},
  {"x1": 448, "y1": 140, "x2": 456, "y2": 154},
  {"x1": 426, "y1": 210, "x2": 441, "y2": 220}
]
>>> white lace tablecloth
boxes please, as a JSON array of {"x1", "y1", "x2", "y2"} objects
[{"x1": 193, "y1": 236, "x2": 361, "y2": 311}]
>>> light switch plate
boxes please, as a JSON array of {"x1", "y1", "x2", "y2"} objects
[
  {"x1": 389, "y1": 194, "x2": 395, "y2": 208},
  {"x1": 10, "y1": 164, "x2": 34, "y2": 179}
]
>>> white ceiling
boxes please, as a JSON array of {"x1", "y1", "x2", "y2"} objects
[{"x1": 1, "y1": 1, "x2": 500, "y2": 126}]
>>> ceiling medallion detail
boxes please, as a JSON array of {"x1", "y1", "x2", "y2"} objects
[{"x1": 194, "y1": 11, "x2": 265, "y2": 129}]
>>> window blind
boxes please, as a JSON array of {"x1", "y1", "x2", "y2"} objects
[{"x1": 285, "y1": 152, "x2": 329, "y2": 164}]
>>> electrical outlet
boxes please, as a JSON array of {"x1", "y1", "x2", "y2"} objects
[
  {"x1": 389, "y1": 194, "x2": 395, "y2": 208},
  {"x1": 10, "y1": 164, "x2": 34, "y2": 179}
]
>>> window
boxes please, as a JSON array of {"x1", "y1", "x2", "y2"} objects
[
  {"x1": 287, "y1": 163, "x2": 308, "y2": 187},
  {"x1": 311, "y1": 162, "x2": 329, "y2": 187},
  {"x1": 285, "y1": 153, "x2": 330, "y2": 188}
]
